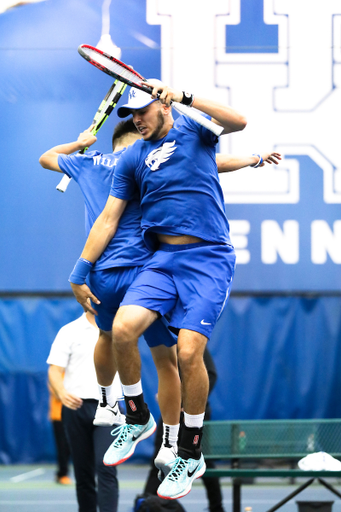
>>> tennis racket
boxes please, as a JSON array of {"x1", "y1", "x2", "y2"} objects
[
  {"x1": 56, "y1": 79, "x2": 127, "y2": 192},
  {"x1": 78, "y1": 44, "x2": 224, "y2": 137}
]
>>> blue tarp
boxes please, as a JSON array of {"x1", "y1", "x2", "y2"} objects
[{"x1": 1, "y1": 296, "x2": 340, "y2": 463}]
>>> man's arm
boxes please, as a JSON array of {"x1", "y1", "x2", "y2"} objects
[
  {"x1": 69, "y1": 195, "x2": 128, "y2": 313},
  {"x1": 145, "y1": 80, "x2": 247, "y2": 135},
  {"x1": 191, "y1": 97, "x2": 247, "y2": 135},
  {"x1": 48, "y1": 365, "x2": 83, "y2": 410},
  {"x1": 39, "y1": 128, "x2": 97, "y2": 172},
  {"x1": 216, "y1": 151, "x2": 282, "y2": 173}
]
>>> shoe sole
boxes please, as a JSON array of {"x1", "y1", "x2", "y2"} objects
[
  {"x1": 93, "y1": 419, "x2": 126, "y2": 427},
  {"x1": 103, "y1": 420, "x2": 157, "y2": 467},
  {"x1": 157, "y1": 462, "x2": 206, "y2": 500},
  {"x1": 93, "y1": 420, "x2": 114, "y2": 427}
]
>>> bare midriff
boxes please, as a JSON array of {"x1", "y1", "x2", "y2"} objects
[{"x1": 157, "y1": 234, "x2": 205, "y2": 245}]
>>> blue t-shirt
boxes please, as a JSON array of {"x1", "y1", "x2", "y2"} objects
[
  {"x1": 110, "y1": 115, "x2": 231, "y2": 251},
  {"x1": 58, "y1": 150, "x2": 151, "y2": 270}
]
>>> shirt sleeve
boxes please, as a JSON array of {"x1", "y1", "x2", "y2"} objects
[
  {"x1": 58, "y1": 152, "x2": 98, "y2": 181},
  {"x1": 110, "y1": 147, "x2": 137, "y2": 200},
  {"x1": 46, "y1": 325, "x2": 72, "y2": 368},
  {"x1": 180, "y1": 114, "x2": 218, "y2": 148}
]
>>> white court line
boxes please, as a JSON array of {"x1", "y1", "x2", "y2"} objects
[
  {"x1": 0, "y1": 502, "x2": 136, "y2": 507},
  {"x1": 10, "y1": 468, "x2": 45, "y2": 483},
  {"x1": 0, "y1": 502, "x2": 76, "y2": 506}
]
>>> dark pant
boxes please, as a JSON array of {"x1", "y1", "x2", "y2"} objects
[
  {"x1": 52, "y1": 420, "x2": 71, "y2": 478},
  {"x1": 144, "y1": 416, "x2": 224, "y2": 512},
  {"x1": 62, "y1": 399, "x2": 118, "y2": 512}
]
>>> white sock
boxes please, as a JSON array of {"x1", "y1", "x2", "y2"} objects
[
  {"x1": 163, "y1": 423, "x2": 180, "y2": 449},
  {"x1": 98, "y1": 384, "x2": 118, "y2": 408},
  {"x1": 122, "y1": 380, "x2": 143, "y2": 397},
  {"x1": 184, "y1": 412, "x2": 205, "y2": 429}
]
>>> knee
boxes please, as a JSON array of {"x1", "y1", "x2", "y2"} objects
[
  {"x1": 112, "y1": 319, "x2": 134, "y2": 347},
  {"x1": 178, "y1": 345, "x2": 202, "y2": 373}
]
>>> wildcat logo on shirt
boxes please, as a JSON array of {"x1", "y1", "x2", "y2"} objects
[{"x1": 145, "y1": 140, "x2": 177, "y2": 171}]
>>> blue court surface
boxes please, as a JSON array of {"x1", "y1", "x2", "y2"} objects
[{"x1": 1, "y1": 464, "x2": 341, "y2": 512}]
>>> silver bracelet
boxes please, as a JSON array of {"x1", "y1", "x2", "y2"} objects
[{"x1": 251, "y1": 154, "x2": 263, "y2": 168}]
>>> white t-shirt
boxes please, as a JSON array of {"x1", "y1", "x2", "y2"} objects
[{"x1": 47, "y1": 313, "x2": 121, "y2": 400}]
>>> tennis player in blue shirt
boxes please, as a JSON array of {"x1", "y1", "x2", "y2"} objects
[
  {"x1": 39, "y1": 120, "x2": 181, "y2": 450},
  {"x1": 68, "y1": 83, "x2": 279, "y2": 499}
]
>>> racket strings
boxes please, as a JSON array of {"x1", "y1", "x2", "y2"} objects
[{"x1": 85, "y1": 48, "x2": 142, "y2": 85}]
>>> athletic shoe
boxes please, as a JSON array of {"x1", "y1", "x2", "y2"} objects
[
  {"x1": 154, "y1": 444, "x2": 177, "y2": 481},
  {"x1": 93, "y1": 402, "x2": 126, "y2": 427},
  {"x1": 157, "y1": 453, "x2": 206, "y2": 499},
  {"x1": 103, "y1": 413, "x2": 156, "y2": 466}
]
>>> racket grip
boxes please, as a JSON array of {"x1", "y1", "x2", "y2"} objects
[
  {"x1": 56, "y1": 174, "x2": 71, "y2": 193},
  {"x1": 172, "y1": 103, "x2": 224, "y2": 137}
]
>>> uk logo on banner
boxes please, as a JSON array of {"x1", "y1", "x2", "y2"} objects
[{"x1": 147, "y1": 0, "x2": 341, "y2": 292}]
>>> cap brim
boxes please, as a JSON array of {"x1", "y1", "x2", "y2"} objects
[
  {"x1": 117, "y1": 97, "x2": 156, "y2": 118},
  {"x1": 117, "y1": 106, "x2": 134, "y2": 118}
]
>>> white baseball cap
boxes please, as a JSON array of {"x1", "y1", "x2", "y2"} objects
[{"x1": 117, "y1": 87, "x2": 156, "y2": 118}]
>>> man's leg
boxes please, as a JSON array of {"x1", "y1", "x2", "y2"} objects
[
  {"x1": 178, "y1": 329, "x2": 208, "y2": 416},
  {"x1": 150, "y1": 344, "x2": 181, "y2": 426},
  {"x1": 52, "y1": 419, "x2": 71, "y2": 482},
  {"x1": 112, "y1": 304, "x2": 158, "y2": 385},
  {"x1": 94, "y1": 329, "x2": 116, "y2": 386},
  {"x1": 93, "y1": 330, "x2": 125, "y2": 427},
  {"x1": 89, "y1": 267, "x2": 143, "y2": 426},
  {"x1": 103, "y1": 305, "x2": 159, "y2": 466},
  {"x1": 93, "y1": 417, "x2": 119, "y2": 512},
  {"x1": 157, "y1": 329, "x2": 208, "y2": 500},
  {"x1": 62, "y1": 403, "x2": 97, "y2": 512},
  {"x1": 150, "y1": 344, "x2": 181, "y2": 478}
]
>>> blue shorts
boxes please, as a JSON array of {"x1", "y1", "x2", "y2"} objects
[
  {"x1": 88, "y1": 267, "x2": 176, "y2": 348},
  {"x1": 121, "y1": 242, "x2": 236, "y2": 338}
]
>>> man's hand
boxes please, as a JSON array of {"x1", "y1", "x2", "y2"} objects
[
  {"x1": 48, "y1": 365, "x2": 83, "y2": 410},
  {"x1": 70, "y1": 282, "x2": 100, "y2": 315},
  {"x1": 259, "y1": 152, "x2": 282, "y2": 167},
  {"x1": 77, "y1": 126, "x2": 98, "y2": 150},
  {"x1": 39, "y1": 126, "x2": 98, "y2": 172},
  {"x1": 59, "y1": 389, "x2": 83, "y2": 410},
  {"x1": 143, "y1": 80, "x2": 183, "y2": 106}
]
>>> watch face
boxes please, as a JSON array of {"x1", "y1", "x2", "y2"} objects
[{"x1": 184, "y1": 92, "x2": 191, "y2": 98}]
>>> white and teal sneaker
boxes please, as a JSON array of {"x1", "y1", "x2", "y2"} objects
[
  {"x1": 103, "y1": 414, "x2": 156, "y2": 466},
  {"x1": 154, "y1": 444, "x2": 178, "y2": 481},
  {"x1": 93, "y1": 402, "x2": 126, "y2": 427},
  {"x1": 157, "y1": 453, "x2": 206, "y2": 499}
]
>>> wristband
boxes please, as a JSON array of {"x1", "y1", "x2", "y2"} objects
[
  {"x1": 181, "y1": 91, "x2": 195, "y2": 107},
  {"x1": 69, "y1": 257, "x2": 93, "y2": 285},
  {"x1": 250, "y1": 154, "x2": 263, "y2": 168}
]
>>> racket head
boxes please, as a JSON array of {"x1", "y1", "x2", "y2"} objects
[{"x1": 78, "y1": 44, "x2": 152, "y2": 94}]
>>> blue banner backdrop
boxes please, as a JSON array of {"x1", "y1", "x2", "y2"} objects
[
  {"x1": 0, "y1": 0, "x2": 340, "y2": 292},
  {"x1": 1, "y1": 296, "x2": 341, "y2": 463}
]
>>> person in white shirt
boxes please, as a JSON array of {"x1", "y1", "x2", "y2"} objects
[{"x1": 47, "y1": 310, "x2": 122, "y2": 512}]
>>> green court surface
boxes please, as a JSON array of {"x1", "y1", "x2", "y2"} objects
[{"x1": 1, "y1": 464, "x2": 341, "y2": 512}]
